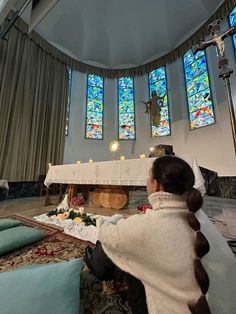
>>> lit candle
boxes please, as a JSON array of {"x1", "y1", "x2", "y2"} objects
[
  {"x1": 140, "y1": 154, "x2": 145, "y2": 159},
  {"x1": 89, "y1": 159, "x2": 93, "y2": 164},
  {"x1": 78, "y1": 207, "x2": 85, "y2": 215},
  {"x1": 76, "y1": 160, "x2": 81, "y2": 164},
  {"x1": 120, "y1": 156, "x2": 125, "y2": 160}
]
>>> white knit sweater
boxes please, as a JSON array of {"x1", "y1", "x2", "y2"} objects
[{"x1": 98, "y1": 192, "x2": 202, "y2": 314}]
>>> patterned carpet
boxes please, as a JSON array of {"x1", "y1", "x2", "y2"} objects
[{"x1": 0, "y1": 215, "x2": 131, "y2": 313}]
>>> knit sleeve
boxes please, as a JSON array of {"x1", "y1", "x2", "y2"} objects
[{"x1": 98, "y1": 213, "x2": 149, "y2": 275}]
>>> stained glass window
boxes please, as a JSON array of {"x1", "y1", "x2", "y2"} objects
[
  {"x1": 86, "y1": 74, "x2": 104, "y2": 139},
  {"x1": 229, "y1": 6, "x2": 236, "y2": 49},
  {"x1": 149, "y1": 67, "x2": 170, "y2": 137},
  {"x1": 183, "y1": 49, "x2": 215, "y2": 129},
  {"x1": 118, "y1": 77, "x2": 135, "y2": 140},
  {"x1": 65, "y1": 66, "x2": 72, "y2": 136}
]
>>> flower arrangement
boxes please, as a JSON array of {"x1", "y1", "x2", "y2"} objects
[
  {"x1": 137, "y1": 203, "x2": 152, "y2": 213},
  {"x1": 47, "y1": 207, "x2": 96, "y2": 226},
  {"x1": 70, "y1": 196, "x2": 84, "y2": 207}
]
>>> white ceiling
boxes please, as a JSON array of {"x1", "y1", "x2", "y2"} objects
[{"x1": 21, "y1": 0, "x2": 224, "y2": 69}]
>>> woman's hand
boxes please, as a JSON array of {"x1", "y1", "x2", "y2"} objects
[{"x1": 104, "y1": 214, "x2": 124, "y2": 225}]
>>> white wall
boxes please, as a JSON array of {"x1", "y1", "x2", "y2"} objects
[{"x1": 64, "y1": 20, "x2": 236, "y2": 176}]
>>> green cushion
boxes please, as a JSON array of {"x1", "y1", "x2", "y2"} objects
[
  {"x1": 0, "y1": 226, "x2": 45, "y2": 256},
  {"x1": 0, "y1": 259, "x2": 82, "y2": 314},
  {"x1": 0, "y1": 218, "x2": 21, "y2": 231}
]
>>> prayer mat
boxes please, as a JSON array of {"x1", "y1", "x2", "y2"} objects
[{"x1": 0, "y1": 217, "x2": 131, "y2": 313}]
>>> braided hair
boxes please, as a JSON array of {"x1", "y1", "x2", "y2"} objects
[{"x1": 152, "y1": 156, "x2": 211, "y2": 314}]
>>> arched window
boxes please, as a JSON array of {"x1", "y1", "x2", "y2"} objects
[
  {"x1": 65, "y1": 66, "x2": 72, "y2": 136},
  {"x1": 86, "y1": 74, "x2": 104, "y2": 139},
  {"x1": 118, "y1": 77, "x2": 135, "y2": 140},
  {"x1": 183, "y1": 49, "x2": 215, "y2": 129},
  {"x1": 229, "y1": 6, "x2": 236, "y2": 49},
  {"x1": 148, "y1": 67, "x2": 170, "y2": 137}
]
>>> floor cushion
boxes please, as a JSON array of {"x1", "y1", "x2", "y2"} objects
[
  {"x1": 0, "y1": 258, "x2": 83, "y2": 314},
  {"x1": 0, "y1": 218, "x2": 21, "y2": 231},
  {"x1": 0, "y1": 226, "x2": 45, "y2": 256}
]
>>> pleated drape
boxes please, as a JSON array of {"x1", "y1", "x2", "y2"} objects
[
  {"x1": 7, "y1": 0, "x2": 235, "y2": 79},
  {"x1": 0, "y1": 22, "x2": 69, "y2": 181}
]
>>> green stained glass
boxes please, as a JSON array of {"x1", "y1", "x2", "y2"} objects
[
  {"x1": 86, "y1": 74, "x2": 104, "y2": 139},
  {"x1": 118, "y1": 77, "x2": 135, "y2": 140},
  {"x1": 229, "y1": 6, "x2": 236, "y2": 49},
  {"x1": 183, "y1": 49, "x2": 215, "y2": 129},
  {"x1": 149, "y1": 67, "x2": 170, "y2": 137}
]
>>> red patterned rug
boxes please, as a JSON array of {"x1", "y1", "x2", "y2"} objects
[{"x1": 0, "y1": 215, "x2": 131, "y2": 313}]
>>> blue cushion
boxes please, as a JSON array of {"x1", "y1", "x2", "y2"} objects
[
  {"x1": 0, "y1": 258, "x2": 83, "y2": 314},
  {"x1": 0, "y1": 218, "x2": 21, "y2": 231},
  {"x1": 0, "y1": 226, "x2": 45, "y2": 256}
]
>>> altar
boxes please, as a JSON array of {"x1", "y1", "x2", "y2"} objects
[{"x1": 44, "y1": 155, "x2": 206, "y2": 208}]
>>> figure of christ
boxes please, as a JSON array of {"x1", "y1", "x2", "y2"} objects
[
  {"x1": 193, "y1": 22, "x2": 236, "y2": 59},
  {"x1": 140, "y1": 90, "x2": 166, "y2": 127}
]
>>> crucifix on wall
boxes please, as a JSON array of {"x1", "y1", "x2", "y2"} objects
[{"x1": 193, "y1": 19, "x2": 236, "y2": 153}]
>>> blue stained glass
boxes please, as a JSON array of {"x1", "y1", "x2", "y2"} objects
[
  {"x1": 88, "y1": 75, "x2": 103, "y2": 87},
  {"x1": 86, "y1": 125, "x2": 102, "y2": 139},
  {"x1": 148, "y1": 67, "x2": 170, "y2": 137},
  {"x1": 229, "y1": 7, "x2": 236, "y2": 26},
  {"x1": 152, "y1": 119, "x2": 170, "y2": 137},
  {"x1": 183, "y1": 49, "x2": 215, "y2": 129},
  {"x1": 229, "y1": 6, "x2": 236, "y2": 49},
  {"x1": 118, "y1": 77, "x2": 135, "y2": 140},
  {"x1": 183, "y1": 49, "x2": 205, "y2": 67},
  {"x1": 86, "y1": 74, "x2": 104, "y2": 139},
  {"x1": 186, "y1": 72, "x2": 209, "y2": 97},
  {"x1": 119, "y1": 125, "x2": 135, "y2": 140},
  {"x1": 185, "y1": 56, "x2": 207, "y2": 81}
]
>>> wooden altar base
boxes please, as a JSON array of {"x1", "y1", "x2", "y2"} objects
[{"x1": 90, "y1": 186, "x2": 128, "y2": 210}]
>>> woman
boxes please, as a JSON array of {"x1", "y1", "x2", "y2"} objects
[{"x1": 87, "y1": 156, "x2": 211, "y2": 313}]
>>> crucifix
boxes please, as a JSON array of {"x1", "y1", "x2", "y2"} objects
[{"x1": 193, "y1": 19, "x2": 236, "y2": 153}]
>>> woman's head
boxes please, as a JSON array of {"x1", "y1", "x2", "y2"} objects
[{"x1": 147, "y1": 156, "x2": 195, "y2": 196}]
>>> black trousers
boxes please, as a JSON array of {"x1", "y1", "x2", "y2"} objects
[{"x1": 85, "y1": 241, "x2": 148, "y2": 314}]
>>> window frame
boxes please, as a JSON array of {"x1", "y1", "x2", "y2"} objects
[{"x1": 182, "y1": 49, "x2": 216, "y2": 130}]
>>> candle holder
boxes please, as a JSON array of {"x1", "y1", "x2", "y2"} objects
[{"x1": 109, "y1": 140, "x2": 120, "y2": 160}]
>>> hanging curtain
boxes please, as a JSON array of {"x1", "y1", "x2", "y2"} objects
[
  {"x1": 6, "y1": 0, "x2": 234, "y2": 79},
  {"x1": 0, "y1": 19, "x2": 69, "y2": 181}
]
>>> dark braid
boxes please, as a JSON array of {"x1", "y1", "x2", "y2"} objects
[{"x1": 152, "y1": 156, "x2": 211, "y2": 314}]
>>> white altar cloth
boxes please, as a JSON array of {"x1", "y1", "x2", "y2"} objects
[{"x1": 44, "y1": 155, "x2": 206, "y2": 194}]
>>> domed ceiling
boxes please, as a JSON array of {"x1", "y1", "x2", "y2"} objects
[{"x1": 22, "y1": 0, "x2": 225, "y2": 69}]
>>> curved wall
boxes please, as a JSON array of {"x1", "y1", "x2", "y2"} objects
[{"x1": 64, "y1": 19, "x2": 236, "y2": 176}]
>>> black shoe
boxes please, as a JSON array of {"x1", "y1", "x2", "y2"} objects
[
  {"x1": 85, "y1": 246, "x2": 93, "y2": 260},
  {"x1": 84, "y1": 246, "x2": 96, "y2": 274}
]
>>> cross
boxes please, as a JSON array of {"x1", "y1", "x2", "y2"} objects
[{"x1": 193, "y1": 19, "x2": 236, "y2": 153}]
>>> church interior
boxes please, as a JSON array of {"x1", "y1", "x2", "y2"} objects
[{"x1": 0, "y1": 0, "x2": 236, "y2": 313}]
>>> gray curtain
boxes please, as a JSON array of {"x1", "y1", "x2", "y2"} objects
[{"x1": 0, "y1": 19, "x2": 69, "y2": 182}]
